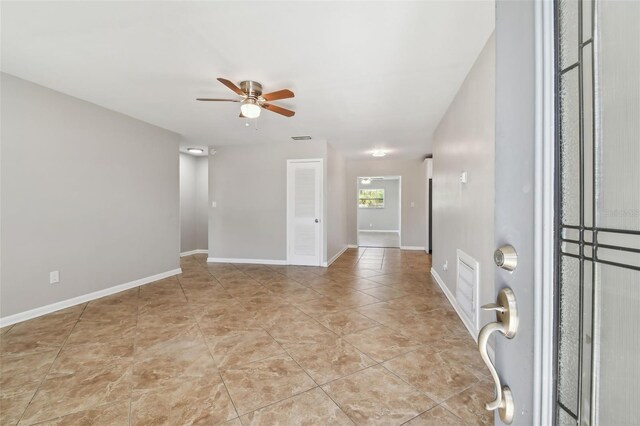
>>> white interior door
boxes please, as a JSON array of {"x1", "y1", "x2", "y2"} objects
[{"x1": 287, "y1": 159, "x2": 323, "y2": 266}]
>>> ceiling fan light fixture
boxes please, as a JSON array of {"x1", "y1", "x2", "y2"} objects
[
  {"x1": 372, "y1": 150, "x2": 387, "y2": 157},
  {"x1": 240, "y1": 99, "x2": 261, "y2": 118}
]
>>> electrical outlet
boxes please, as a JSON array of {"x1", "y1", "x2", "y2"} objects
[
  {"x1": 410, "y1": 201, "x2": 415, "y2": 208},
  {"x1": 50, "y1": 271, "x2": 60, "y2": 284},
  {"x1": 443, "y1": 261, "x2": 448, "y2": 271}
]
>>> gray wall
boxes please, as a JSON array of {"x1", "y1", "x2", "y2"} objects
[
  {"x1": 208, "y1": 140, "x2": 327, "y2": 262},
  {"x1": 180, "y1": 153, "x2": 197, "y2": 252},
  {"x1": 431, "y1": 33, "x2": 495, "y2": 325},
  {"x1": 357, "y1": 178, "x2": 400, "y2": 231},
  {"x1": 327, "y1": 144, "x2": 348, "y2": 262},
  {"x1": 1, "y1": 73, "x2": 180, "y2": 318},
  {"x1": 179, "y1": 153, "x2": 208, "y2": 253},
  {"x1": 194, "y1": 156, "x2": 208, "y2": 251},
  {"x1": 347, "y1": 159, "x2": 426, "y2": 248}
]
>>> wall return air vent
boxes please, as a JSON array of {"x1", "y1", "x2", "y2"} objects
[{"x1": 291, "y1": 136, "x2": 312, "y2": 141}]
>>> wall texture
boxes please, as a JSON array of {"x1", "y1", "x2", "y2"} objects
[
  {"x1": 346, "y1": 159, "x2": 426, "y2": 248},
  {"x1": 208, "y1": 140, "x2": 327, "y2": 262},
  {"x1": 1, "y1": 73, "x2": 181, "y2": 319},
  {"x1": 357, "y1": 178, "x2": 400, "y2": 231},
  {"x1": 179, "y1": 153, "x2": 208, "y2": 253},
  {"x1": 327, "y1": 144, "x2": 348, "y2": 263},
  {"x1": 431, "y1": 33, "x2": 496, "y2": 328}
]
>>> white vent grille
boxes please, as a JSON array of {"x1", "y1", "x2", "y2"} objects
[
  {"x1": 291, "y1": 136, "x2": 312, "y2": 140},
  {"x1": 456, "y1": 249, "x2": 480, "y2": 330}
]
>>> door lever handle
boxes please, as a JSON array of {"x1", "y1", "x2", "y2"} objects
[
  {"x1": 477, "y1": 287, "x2": 518, "y2": 424},
  {"x1": 481, "y1": 302, "x2": 506, "y2": 313}
]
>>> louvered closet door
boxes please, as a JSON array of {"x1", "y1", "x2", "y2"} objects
[{"x1": 287, "y1": 159, "x2": 323, "y2": 266}]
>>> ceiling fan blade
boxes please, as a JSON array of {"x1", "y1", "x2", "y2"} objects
[
  {"x1": 262, "y1": 89, "x2": 294, "y2": 102},
  {"x1": 196, "y1": 98, "x2": 240, "y2": 102},
  {"x1": 217, "y1": 78, "x2": 244, "y2": 96},
  {"x1": 261, "y1": 103, "x2": 295, "y2": 117}
]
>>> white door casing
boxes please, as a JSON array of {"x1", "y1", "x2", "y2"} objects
[{"x1": 287, "y1": 159, "x2": 323, "y2": 266}]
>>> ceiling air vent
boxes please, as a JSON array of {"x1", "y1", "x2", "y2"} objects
[{"x1": 291, "y1": 136, "x2": 312, "y2": 141}]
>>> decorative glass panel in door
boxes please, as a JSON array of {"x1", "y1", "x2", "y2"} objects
[{"x1": 555, "y1": 0, "x2": 640, "y2": 424}]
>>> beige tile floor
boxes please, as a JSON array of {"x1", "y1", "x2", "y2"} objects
[
  {"x1": 357, "y1": 231, "x2": 401, "y2": 248},
  {"x1": 0, "y1": 248, "x2": 493, "y2": 425}
]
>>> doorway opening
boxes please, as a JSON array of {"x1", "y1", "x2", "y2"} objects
[
  {"x1": 179, "y1": 152, "x2": 208, "y2": 256},
  {"x1": 356, "y1": 176, "x2": 401, "y2": 248}
]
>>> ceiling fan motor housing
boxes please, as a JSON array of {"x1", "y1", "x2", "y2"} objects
[{"x1": 240, "y1": 80, "x2": 262, "y2": 99}]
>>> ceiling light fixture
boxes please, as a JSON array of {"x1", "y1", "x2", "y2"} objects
[
  {"x1": 361, "y1": 178, "x2": 372, "y2": 185},
  {"x1": 240, "y1": 98, "x2": 261, "y2": 119},
  {"x1": 187, "y1": 148, "x2": 204, "y2": 154},
  {"x1": 372, "y1": 150, "x2": 387, "y2": 157}
]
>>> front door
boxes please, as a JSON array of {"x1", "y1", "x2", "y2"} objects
[
  {"x1": 489, "y1": 0, "x2": 639, "y2": 425},
  {"x1": 287, "y1": 159, "x2": 323, "y2": 266},
  {"x1": 489, "y1": 1, "x2": 552, "y2": 424}
]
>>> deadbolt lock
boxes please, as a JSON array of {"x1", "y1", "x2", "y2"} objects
[{"x1": 494, "y1": 245, "x2": 518, "y2": 271}]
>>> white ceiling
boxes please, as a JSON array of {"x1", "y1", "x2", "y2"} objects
[{"x1": 1, "y1": 1, "x2": 494, "y2": 159}]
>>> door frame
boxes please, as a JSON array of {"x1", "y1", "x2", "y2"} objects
[
  {"x1": 355, "y1": 175, "x2": 402, "y2": 248},
  {"x1": 286, "y1": 158, "x2": 324, "y2": 267},
  {"x1": 533, "y1": 0, "x2": 556, "y2": 423}
]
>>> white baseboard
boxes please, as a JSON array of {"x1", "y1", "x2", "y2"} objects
[
  {"x1": 323, "y1": 246, "x2": 348, "y2": 267},
  {"x1": 347, "y1": 244, "x2": 359, "y2": 249},
  {"x1": 357, "y1": 229, "x2": 400, "y2": 233},
  {"x1": 400, "y1": 246, "x2": 425, "y2": 251},
  {"x1": 431, "y1": 267, "x2": 479, "y2": 342},
  {"x1": 180, "y1": 249, "x2": 208, "y2": 257},
  {"x1": 207, "y1": 257, "x2": 287, "y2": 265},
  {"x1": 0, "y1": 268, "x2": 182, "y2": 327}
]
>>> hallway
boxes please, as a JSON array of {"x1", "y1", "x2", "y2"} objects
[
  {"x1": 357, "y1": 231, "x2": 401, "y2": 248},
  {"x1": 1, "y1": 250, "x2": 492, "y2": 425}
]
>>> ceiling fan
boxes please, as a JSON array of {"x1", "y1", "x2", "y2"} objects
[{"x1": 197, "y1": 78, "x2": 295, "y2": 118}]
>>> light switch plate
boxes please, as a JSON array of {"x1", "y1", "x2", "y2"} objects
[{"x1": 50, "y1": 271, "x2": 60, "y2": 284}]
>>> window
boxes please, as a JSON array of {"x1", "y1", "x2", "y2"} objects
[{"x1": 358, "y1": 188, "x2": 385, "y2": 208}]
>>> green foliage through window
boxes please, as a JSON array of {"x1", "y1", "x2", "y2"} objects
[{"x1": 358, "y1": 189, "x2": 385, "y2": 208}]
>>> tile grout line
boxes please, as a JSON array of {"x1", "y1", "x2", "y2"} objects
[
  {"x1": 257, "y1": 326, "x2": 360, "y2": 422},
  {"x1": 235, "y1": 325, "x2": 320, "y2": 418},
  {"x1": 127, "y1": 285, "x2": 141, "y2": 426},
  {"x1": 179, "y1": 265, "x2": 242, "y2": 422},
  {"x1": 15, "y1": 302, "x2": 89, "y2": 425}
]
